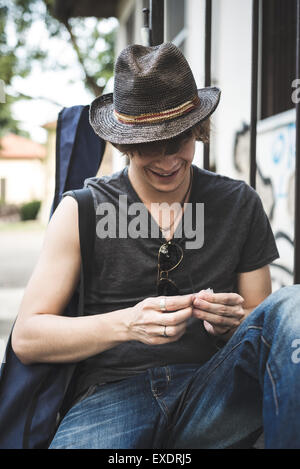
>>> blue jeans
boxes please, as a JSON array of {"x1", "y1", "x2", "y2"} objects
[{"x1": 49, "y1": 285, "x2": 300, "y2": 449}]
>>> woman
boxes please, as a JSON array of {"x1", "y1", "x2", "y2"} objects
[{"x1": 12, "y1": 43, "x2": 300, "y2": 449}]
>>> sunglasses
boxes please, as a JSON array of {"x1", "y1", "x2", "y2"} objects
[{"x1": 157, "y1": 241, "x2": 183, "y2": 296}]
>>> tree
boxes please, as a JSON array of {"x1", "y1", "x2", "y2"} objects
[{"x1": 0, "y1": 0, "x2": 117, "y2": 137}]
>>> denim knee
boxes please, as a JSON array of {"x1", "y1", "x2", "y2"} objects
[
  {"x1": 244, "y1": 285, "x2": 300, "y2": 336},
  {"x1": 263, "y1": 285, "x2": 300, "y2": 335},
  {"x1": 270, "y1": 285, "x2": 300, "y2": 314},
  {"x1": 271, "y1": 284, "x2": 300, "y2": 302}
]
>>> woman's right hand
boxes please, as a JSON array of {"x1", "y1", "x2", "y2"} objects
[{"x1": 125, "y1": 294, "x2": 194, "y2": 345}]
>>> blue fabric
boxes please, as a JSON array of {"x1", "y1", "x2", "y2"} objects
[
  {"x1": 49, "y1": 285, "x2": 300, "y2": 449},
  {"x1": 0, "y1": 301, "x2": 77, "y2": 449},
  {"x1": 50, "y1": 105, "x2": 105, "y2": 216},
  {"x1": 0, "y1": 105, "x2": 105, "y2": 449}
]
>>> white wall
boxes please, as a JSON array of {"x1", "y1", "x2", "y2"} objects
[
  {"x1": 39, "y1": 129, "x2": 56, "y2": 225},
  {"x1": 211, "y1": 0, "x2": 252, "y2": 179},
  {"x1": 0, "y1": 159, "x2": 45, "y2": 204},
  {"x1": 185, "y1": 0, "x2": 206, "y2": 168}
]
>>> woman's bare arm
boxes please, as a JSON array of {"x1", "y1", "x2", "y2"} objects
[
  {"x1": 11, "y1": 195, "x2": 193, "y2": 365},
  {"x1": 11, "y1": 196, "x2": 129, "y2": 364}
]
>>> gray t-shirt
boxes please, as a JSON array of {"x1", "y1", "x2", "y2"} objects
[{"x1": 63, "y1": 164, "x2": 279, "y2": 399}]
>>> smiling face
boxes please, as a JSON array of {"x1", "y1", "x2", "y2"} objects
[{"x1": 128, "y1": 137, "x2": 196, "y2": 196}]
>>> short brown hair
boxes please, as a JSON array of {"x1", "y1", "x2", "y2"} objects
[{"x1": 111, "y1": 118, "x2": 210, "y2": 157}]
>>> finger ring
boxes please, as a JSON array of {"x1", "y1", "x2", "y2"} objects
[
  {"x1": 163, "y1": 325, "x2": 168, "y2": 337},
  {"x1": 160, "y1": 297, "x2": 167, "y2": 311}
]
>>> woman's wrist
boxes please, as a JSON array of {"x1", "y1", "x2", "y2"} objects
[{"x1": 107, "y1": 307, "x2": 134, "y2": 343}]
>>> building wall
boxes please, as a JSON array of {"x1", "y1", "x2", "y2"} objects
[
  {"x1": 210, "y1": 0, "x2": 294, "y2": 286},
  {"x1": 184, "y1": 0, "x2": 205, "y2": 168},
  {"x1": 0, "y1": 158, "x2": 45, "y2": 204},
  {"x1": 114, "y1": 0, "x2": 295, "y2": 287},
  {"x1": 112, "y1": 0, "x2": 146, "y2": 173},
  {"x1": 212, "y1": 0, "x2": 253, "y2": 179},
  {"x1": 113, "y1": 0, "x2": 253, "y2": 175},
  {"x1": 234, "y1": 110, "x2": 296, "y2": 288},
  {"x1": 39, "y1": 126, "x2": 56, "y2": 225}
]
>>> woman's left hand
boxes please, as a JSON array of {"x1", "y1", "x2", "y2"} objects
[{"x1": 192, "y1": 290, "x2": 246, "y2": 337}]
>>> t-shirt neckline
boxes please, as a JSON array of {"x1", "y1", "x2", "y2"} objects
[{"x1": 122, "y1": 164, "x2": 197, "y2": 244}]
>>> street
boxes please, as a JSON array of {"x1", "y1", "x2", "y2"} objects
[{"x1": 0, "y1": 222, "x2": 45, "y2": 362}]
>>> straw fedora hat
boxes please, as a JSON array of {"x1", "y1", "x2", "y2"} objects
[{"x1": 89, "y1": 42, "x2": 221, "y2": 144}]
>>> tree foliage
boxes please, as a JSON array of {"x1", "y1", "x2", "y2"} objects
[{"x1": 0, "y1": 0, "x2": 117, "y2": 136}]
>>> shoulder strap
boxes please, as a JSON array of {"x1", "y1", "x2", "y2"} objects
[
  {"x1": 71, "y1": 188, "x2": 96, "y2": 316},
  {"x1": 56, "y1": 187, "x2": 96, "y2": 420}
]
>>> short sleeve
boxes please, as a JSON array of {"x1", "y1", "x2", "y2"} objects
[{"x1": 236, "y1": 190, "x2": 279, "y2": 273}]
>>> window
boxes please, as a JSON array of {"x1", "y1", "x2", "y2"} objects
[{"x1": 261, "y1": 0, "x2": 296, "y2": 119}]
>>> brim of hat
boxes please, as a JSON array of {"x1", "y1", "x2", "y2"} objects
[{"x1": 89, "y1": 87, "x2": 221, "y2": 145}]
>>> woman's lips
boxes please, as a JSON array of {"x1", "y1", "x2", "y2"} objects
[{"x1": 147, "y1": 166, "x2": 181, "y2": 180}]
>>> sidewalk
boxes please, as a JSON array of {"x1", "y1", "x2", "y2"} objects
[{"x1": 0, "y1": 221, "x2": 45, "y2": 362}]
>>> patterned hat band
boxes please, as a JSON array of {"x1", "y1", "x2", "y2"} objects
[{"x1": 114, "y1": 95, "x2": 200, "y2": 125}]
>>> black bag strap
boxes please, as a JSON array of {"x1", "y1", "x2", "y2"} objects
[
  {"x1": 71, "y1": 188, "x2": 96, "y2": 315},
  {"x1": 54, "y1": 187, "x2": 96, "y2": 426}
]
